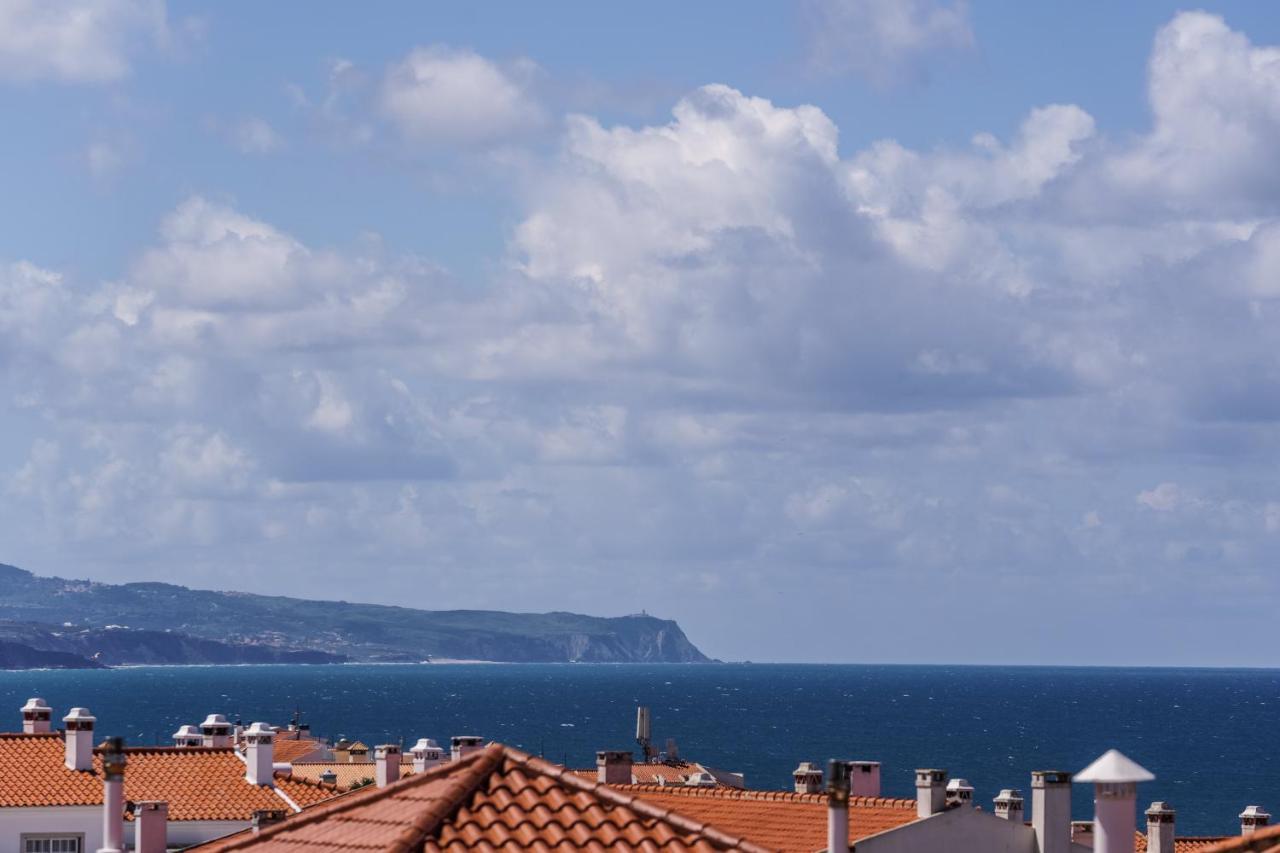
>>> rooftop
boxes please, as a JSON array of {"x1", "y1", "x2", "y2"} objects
[{"x1": 194, "y1": 743, "x2": 772, "y2": 852}]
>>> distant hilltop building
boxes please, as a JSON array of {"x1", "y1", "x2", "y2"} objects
[{"x1": 0, "y1": 699, "x2": 1269, "y2": 852}]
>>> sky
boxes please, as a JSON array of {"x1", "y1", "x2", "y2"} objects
[{"x1": 2, "y1": 1, "x2": 1280, "y2": 665}]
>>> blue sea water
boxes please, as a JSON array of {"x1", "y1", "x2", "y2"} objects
[{"x1": 0, "y1": 663, "x2": 1268, "y2": 837}]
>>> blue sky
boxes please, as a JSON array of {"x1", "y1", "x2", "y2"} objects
[{"x1": 3, "y1": 0, "x2": 1280, "y2": 664}]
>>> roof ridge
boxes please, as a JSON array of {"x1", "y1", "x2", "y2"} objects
[
  {"x1": 608, "y1": 783, "x2": 915, "y2": 808},
  {"x1": 208, "y1": 746, "x2": 500, "y2": 852},
  {"x1": 510, "y1": 748, "x2": 772, "y2": 852},
  {"x1": 386, "y1": 744, "x2": 505, "y2": 853}
]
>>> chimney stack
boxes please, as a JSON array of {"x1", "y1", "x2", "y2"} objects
[
  {"x1": 251, "y1": 810, "x2": 288, "y2": 834},
  {"x1": 946, "y1": 778, "x2": 974, "y2": 808},
  {"x1": 1146, "y1": 802, "x2": 1175, "y2": 853},
  {"x1": 994, "y1": 789, "x2": 1024, "y2": 822},
  {"x1": 63, "y1": 707, "x2": 96, "y2": 771},
  {"x1": 1075, "y1": 749, "x2": 1154, "y2": 853},
  {"x1": 828, "y1": 760, "x2": 851, "y2": 853},
  {"x1": 243, "y1": 722, "x2": 275, "y2": 786},
  {"x1": 1241, "y1": 805, "x2": 1271, "y2": 836},
  {"x1": 850, "y1": 761, "x2": 881, "y2": 798},
  {"x1": 172, "y1": 725, "x2": 202, "y2": 748},
  {"x1": 597, "y1": 750, "x2": 634, "y2": 785},
  {"x1": 375, "y1": 744, "x2": 401, "y2": 788},
  {"x1": 99, "y1": 736, "x2": 127, "y2": 853},
  {"x1": 411, "y1": 738, "x2": 445, "y2": 773},
  {"x1": 200, "y1": 713, "x2": 232, "y2": 748},
  {"x1": 915, "y1": 769, "x2": 948, "y2": 818},
  {"x1": 319, "y1": 769, "x2": 337, "y2": 786},
  {"x1": 21, "y1": 697, "x2": 52, "y2": 734},
  {"x1": 1032, "y1": 771, "x2": 1073, "y2": 853},
  {"x1": 793, "y1": 761, "x2": 824, "y2": 794},
  {"x1": 134, "y1": 801, "x2": 168, "y2": 853},
  {"x1": 451, "y1": 735, "x2": 484, "y2": 762}
]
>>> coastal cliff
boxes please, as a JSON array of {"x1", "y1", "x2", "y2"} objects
[{"x1": 0, "y1": 563, "x2": 710, "y2": 666}]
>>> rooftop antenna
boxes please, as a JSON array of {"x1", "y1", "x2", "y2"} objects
[{"x1": 635, "y1": 706, "x2": 655, "y2": 763}]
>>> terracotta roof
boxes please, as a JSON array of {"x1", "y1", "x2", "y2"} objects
[
  {"x1": 289, "y1": 761, "x2": 420, "y2": 790},
  {"x1": 0, "y1": 734, "x2": 340, "y2": 821},
  {"x1": 611, "y1": 784, "x2": 919, "y2": 853},
  {"x1": 1135, "y1": 833, "x2": 1232, "y2": 852},
  {"x1": 271, "y1": 737, "x2": 325, "y2": 764},
  {"x1": 1202, "y1": 826, "x2": 1280, "y2": 852},
  {"x1": 195, "y1": 743, "x2": 773, "y2": 851}
]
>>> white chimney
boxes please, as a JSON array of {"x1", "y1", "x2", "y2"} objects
[
  {"x1": 946, "y1": 778, "x2": 974, "y2": 808},
  {"x1": 828, "y1": 760, "x2": 851, "y2": 853},
  {"x1": 411, "y1": 738, "x2": 445, "y2": 772},
  {"x1": 172, "y1": 725, "x2": 202, "y2": 748},
  {"x1": 21, "y1": 697, "x2": 52, "y2": 734},
  {"x1": 1032, "y1": 770, "x2": 1073, "y2": 853},
  {"x1": 99, "y1": 736, "x2": 126, "y2": 853},
  {"x1": 1241, "y1": 805, "x2": 1271, "y2": 836},
  {"x1": 134, "y1": 801, "x2": 167, "y2": 853},
  {"x1": 597, "y1": 750, "x2": 633, "y2": 785},
  {"x1": 375, "y1": 744, "x2": 401, "y2": 788},
  {"x1": 451, "y1": 735, "x2": 484, "y2": 762},
  {"x1": 243, "y1": 722, "x2": 275, "y2": 786},
  {"x1": 1146, "y1": 802, "x2": 1175, "y2": 853},
  {"x1": 994, "y1": 789, "x2": 1024, "y2": 822},
  {"x1": 63, "y1": 707, "x2": 96, "y2": 771},
  {"x1": 915, "y1": 769, "x2": 948, "y2": 818},
  {"x1": 1075, "y1": 749, "x2": 1154, "y2": 853},
  {"x1": 200, "y1": 713, "x2": 232, "y2": 748},
  {"x1": 793, "y1": 761, "x2": 824, "y2": 794},
  {"x1": 850, "y1": 761, "x2": 881, "y2": 798}
]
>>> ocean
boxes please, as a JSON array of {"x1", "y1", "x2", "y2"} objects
[{"x1": 0, "y1": 663, "x2": 1268, "y2": 837}]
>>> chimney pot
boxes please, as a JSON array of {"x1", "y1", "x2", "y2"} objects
[
  {"x1": 946, "y1": 778, "x2": 975, "y2": 808},
  {"x1": 827, "y1": 760, "x2": 851, "y2": 853},
  {"x1": 994, "y1": 788, "x2": 1024, "y2": 821},
  {"x1": 134, "y1": 801, "x2": 168, "y2": 853},
  {"x1": 596, "y1": 750, "x2": 634, "y2": 785},
  {"x1": 850, "y1": 761, "x2": 881, "y2": 798},
  {"x1": 21, "y1": 697, "x2": 52, "y2": 734},
  {"x1": 98, "y1": 736, "x2": 126, "y2": 853},
  {"x1": 915, "y1": 769, "x2": 948, "y2": 817},
  {"x1": 411, "y1": 737, "x2": 445, "y2": 773},
  {"x1": 243, "y1": 722, "x2": 275, "y2": 786},
  {"x1": 62, "y1": 707, "x2": 96, "y2": 771},
  {"x1": 200, "y1": 713, "x2": 232, "y2": 748},
  {"x1": 793, "y1": 761, "x2": 824, "y2": 794},
  {"x1": 451, "y1": 735, "x2": 484, "y2": 762},
  {"x1": 1032, "y1": 770, "x2": 1073, "y2": 853},
  {"x1": 172, "y1": 724, "x2": 202, "y2": 748},
  {"x1": 1146, "y1": 802, "x2": 1175, "y2": 853},
  {"x1": 375, "y1": 744, "x2": 401, "y2": 788},
  {"x1": 1241, "y1": 805, "x2": 1271, "y2": 836},
  {"x1": 251, "y1": 809, "x2": 288, "y2": 833},
  {"x1": 1075, "y1": 749, "x2": 1154, "y2": 853}
]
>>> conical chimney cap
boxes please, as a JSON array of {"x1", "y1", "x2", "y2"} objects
[{"x1": 1075, "y1": 749, "x2": 1154, "y2": 784}]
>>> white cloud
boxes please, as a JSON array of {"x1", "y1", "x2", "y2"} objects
[
  {"x1": 230, "y1": 117, "x2": 284, "y2": 155},
  {"x1": 379, "y1": 46, "x2": 543, "y2": 144},
  {"x1": 0, "y1": 0, "x2": 168, "y2": 83},
  {"x1": 801, "y1": 0, "x2": 973, "y2": 86},
  {"x1": 1137, "y1": 483, "x2": 1183, "y2": 512}
]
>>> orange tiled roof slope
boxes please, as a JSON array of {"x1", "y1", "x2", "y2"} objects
[
  {"x1": 202, "y1": 742, "x2": 774, "y2": 852},
  {"x1": 1135, "y1": 832, "x2": 1231, "y2": 852},
  {"x1": 0, "y1": 734, "x2": 339, "y2": 821},
  {"x1": 290, "y1": 761, "x2": 422, "y2": 790},
  {"x1": 1202, "y1": 825, "x2": 1280, "y2": 852},
  {"x1": 270, "y1": 737, "x2": 325, "y2": 764},
  {"x1": 612, "y1": 784, "x2": 918, "y2": 853}
]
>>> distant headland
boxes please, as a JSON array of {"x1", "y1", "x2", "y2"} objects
[{"x1": 0, "y1": 562, "x2": 710, "y2": 669}]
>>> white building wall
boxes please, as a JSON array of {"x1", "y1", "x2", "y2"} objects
[
  {"x1": 0, "y1": 806, "x2": 101, "y2": 853},
  {"x1": 0, "y1": 807, "x2": 249, "y2": 852},
  {"x1": 854, "y1": 807, "x2": 1039, "y2": 853}
]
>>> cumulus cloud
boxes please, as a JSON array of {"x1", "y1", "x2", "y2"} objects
[
  {"x1": 801, "y1": 0, "x2": 973, "y2": 85},
  {"x1": 8, "y1": 11, "x2": 1280, "y2": 662},
  {"x1": 379, "y1": 46, "x2": 543, "y2": 145},
  {"x1": 0, "y1": 0, "x2": 168, "y2": 83}
]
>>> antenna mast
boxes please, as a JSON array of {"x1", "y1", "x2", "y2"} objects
[{"x1": 635, "y1": 706, "x2": 654, "y2": 763}]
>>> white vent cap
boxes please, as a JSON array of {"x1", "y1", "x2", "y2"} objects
[
  {"x1": 412, "y1": 738, "x2": 442, "y2": 752},
  {"x1": 1075, "y1": 749, "x2": 1154, "y2": 784},
  {"x1": 172, "y1": 724, "x2": 201, "y2": 738},
  {"x1": 244, "y1": 722, "x2": 274, "y2": 737},
  {"x1": 201, "y1": 713, "x2": 230, "y2": 727},
  {"x1": 63, "y1": 707, "x2": 95, "y2": 723},
  {"x1": 22, "y1": 697, "x2": 50, "y2": 712}
]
